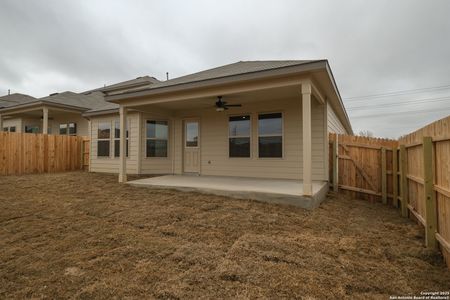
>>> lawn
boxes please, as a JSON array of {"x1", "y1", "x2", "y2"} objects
[{"x1": 0, "y1": 172, "x2": 449, "y2": 299}]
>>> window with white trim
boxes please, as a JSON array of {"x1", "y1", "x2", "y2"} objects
[
  {"x1": 60, "y1": 123, "x2": 77, "y2": 135},
  {"x1": 229, "y1": 115, "x2": 251, "y2": 157},
  {"x1": 114, "y1": 120, "x2": 129, "y2": 157},
  {"x1": 146, "y1": 120, "x2": 168, "y2": 157},
  {"x1": 59, "y1": 124, "x2": 67, "y2": 135},
  {"x1": 68, "y1": 123, "x2": 77, "y2": 135},
  {"x1": 97, "y1": 122, "x2": 110, "y2": 157},
  {"x1": 258, "y1": 113, "x2": 283, "y2": 158}
]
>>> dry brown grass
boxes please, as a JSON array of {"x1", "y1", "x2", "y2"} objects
[{"x1": 0, "y1": 171, "x2": 449, "y2": 299}]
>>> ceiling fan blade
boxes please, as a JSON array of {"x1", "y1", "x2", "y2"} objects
[{"x1": 225, "y1": 104, "x2": 242, "y2": 107}]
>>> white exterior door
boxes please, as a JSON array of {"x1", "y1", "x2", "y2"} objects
[{"x1": 183, "y1": 120, "x2": 200, "y2": 173}]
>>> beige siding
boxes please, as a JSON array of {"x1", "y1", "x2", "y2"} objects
[
  {"x1": 49, "y1": 113, "x2": 89, "y2": 136},
  {"x1": 88, "y1": 98, "x2": 328, "y2": 181},
  {"x1": 140, "y1": 114, "x2": 173, "y2": 174},
  {"x1": 327, "y1": 102, "x2": 347, "y2": 134},
  {"x1": 173, "y1": 97, "x2": 326, "y2": 180},
  {"x1": 2, "y1": 118, "x2": 22, "y2": 132},
  {"x1": 89, "y1": 113, "x2": 139, "y2": 174}
]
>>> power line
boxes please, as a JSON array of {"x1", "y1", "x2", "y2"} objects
[
  {"x1": 344, "y1": 83, "x2": 450, "y2": 101},
  {"x1": 351, "y1": 106, "x2": 450, "y2": 118},
  {"x1": 346, "y1": 96, "x2": 450, "y2": 110}
]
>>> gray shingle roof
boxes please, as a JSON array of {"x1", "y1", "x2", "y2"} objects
[
  {"x1": 87, "y1": 60, "x2": 322, "y2": 114},
  {"x1": 0, "y1": 93, "x2": 37, "y2": 108},
  {"x1": 84, "y1": 75, "x2": 160, "y2": 93},
  {"x1": 112, "y1": 60, "x2": 321, "y2": 94},
  {"x1": 38, "y1": 91, "x2": 110, "y2": 110}
]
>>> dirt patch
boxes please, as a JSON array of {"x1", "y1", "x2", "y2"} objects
[{"x1": 0, "y1": 171, "x2": 449, "y2": 298}]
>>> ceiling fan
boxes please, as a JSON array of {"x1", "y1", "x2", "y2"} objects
[{"x1": 215, "y1": 96, "x2": 242, "y2": 112}]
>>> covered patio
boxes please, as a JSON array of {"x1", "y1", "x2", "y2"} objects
[{"x1": 128, "y1": 175, "x2": 328, "y2": 209}]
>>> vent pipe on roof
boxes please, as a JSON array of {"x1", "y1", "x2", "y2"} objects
[{"x1": 166, "y1": 72, "x2": 169, "y2": 81}]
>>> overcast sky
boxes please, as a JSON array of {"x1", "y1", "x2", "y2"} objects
[{"x1": 1, "y1": 0, "x2": 450, "y2": 138}]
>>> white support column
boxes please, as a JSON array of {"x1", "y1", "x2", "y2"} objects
[
  {"x1": 119, "y1": 105, "x2": 127, "y2": 183},
  {"x1": 42, "y1": 107, "x2": 49, "y2": 134},
  {"x1": 302, "y1": 82, "x2": 313, "y2": 196}
]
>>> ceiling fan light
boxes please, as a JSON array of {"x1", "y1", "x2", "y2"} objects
[{"x1": 216, "y1": 107, "x2": 225, "y2": 112}]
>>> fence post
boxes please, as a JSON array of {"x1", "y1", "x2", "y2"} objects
[
  {"x1": 381, "y1": 147, "x2": 387, "y2": 204},
  {"x1": 423, "y1": 136, "x2": 438, "y2": 249},
  {"x1": 392, "y1": 147, "x2": 398, "y2": 208},
  {"x1": 332, "y1": 136, "x2": 339, "y2": 192},
  {"x1": 399, "y1": 145, "x2": 409, "y2": 217}
]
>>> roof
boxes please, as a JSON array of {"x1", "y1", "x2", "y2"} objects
[
  {"x1": 0, "y1": 93, "x2": 37, "y2": 108},
  {"x1": 107, "y1": 60, "x2": 320, "y2": 96},
  {"x1": 39, "y1": 91, "x2": 108, "y2": 110},
  {"x1": 84, "y1": 75, "x2": 160, "y2": 93}
]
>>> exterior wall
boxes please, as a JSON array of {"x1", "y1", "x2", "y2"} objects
[
  {"x1": 89, "y1": 112, "x2": 139, "y2": 174},
  {"x1": 3, "y1": 114, "x2": 89, "y2": 135},
  {"x1": 49, "y1": 113, "x2": 89, "y2": 136},
  {"x1": 140, "y1": 113, "x2": 174, "y2": 174},
  {"x1": 2, "y1": 118, "x2": 22, "y2": 132},
  {"x1": 172, "y1": 97, "x2": 326, "y2": 181},
  {"x1": 327, "y1": 102, "x2": 347, "y2": 134},
  {"x1": 88, "y1": 98, "x2": 328, "y2": 181}
]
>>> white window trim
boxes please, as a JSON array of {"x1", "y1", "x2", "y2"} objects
[
  {"x1": 68, "y1": 122, "x2": 77, "y2": 136},
  {"x1": 97, "y1": 121, "x2": 111, "y2": 158},
  {"x1": 228, "y1": 113, "x2": 252, "y2": 159},
  {"x1": 256, "y1": 111, "x2": 285, "y2": 159},
  {"x1": 113, "y1": 119, "x2": 130, "y2": 159},
  {"x1": 145, "y1": 119, "x2": 169, "y2": 159}
]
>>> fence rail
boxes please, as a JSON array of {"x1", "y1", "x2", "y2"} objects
[
  {"x1": 330, "y1": 115, "x2": 450, "y2": 269},
  {"x1": 0, "y1": 132, "x2": 89, "y2": 175}
]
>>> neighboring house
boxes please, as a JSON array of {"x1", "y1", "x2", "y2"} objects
[
  {"x1": 0, "y1": 76, "x2": 159, "y2": 135},
  {"x1": 86, "y1": 60, "x2": 352, "y2": 197}
]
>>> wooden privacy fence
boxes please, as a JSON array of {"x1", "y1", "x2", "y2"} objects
[
  {"x1": 330, "y1": 115, "x2": 450, "y2": 269},
  {"x1": 0, "y1": 132, "x2": 89, "y2": 175}
]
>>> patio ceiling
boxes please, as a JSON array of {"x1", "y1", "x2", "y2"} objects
[{"x1": 134, "y1": 84, "x2": 315, "y2": 113}]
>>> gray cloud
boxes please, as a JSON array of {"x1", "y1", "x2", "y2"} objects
[{"x1": 1, "y1": 0, "x2": 449, "y2": 138}]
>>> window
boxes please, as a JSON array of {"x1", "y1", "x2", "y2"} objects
[
  {"x1": 229, "y1": 115, "x2": 251, "y2": 157},
  {"x1": 59, "y1": 124, "x2": 67, "y2": 135},
  {"x1": 25, "y1": 125, "x2": 39, "y2": 133},
  {"x1": 258, "y1": 113, "x2": 283, "y2": 158},
  {"x1": 97, "y1": 122, "x2": 110, "y2": 157},
  {"x1": 146, "y1": 120, "x2": 168, "y2": 157},
  {"x1": 60, "y1": 123, "x2": 77, "y2": 135},
  {"x1": 68, "y1": 123, "x2": 77, "y2": 135},
  {"x1": 4, "y1": 126, "x2": 17, "y2": 132},
  {"x1": 185, "y1": 122, "x2": 198, "y2": 147},
  {"x1": 114, "y1": 120, "x2": 129, "y2": 158}
]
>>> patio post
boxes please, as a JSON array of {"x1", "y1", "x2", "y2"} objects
[
  {"x1": 42, "y1": 107, "x2": 49, "y2": 134},
  {"x1": 302, "y1": 82, "x2": 312, "y2": 196},
  {"x1": 0, "y1": 114, "x2": 3, "y2": 131},
  {"x1": 119, "y1": 105, "x2": 127, "y2": 183}
]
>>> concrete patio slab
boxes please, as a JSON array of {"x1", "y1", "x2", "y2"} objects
[{"x1": 127, "y1": 175, "x2": 329, "y2": 209}]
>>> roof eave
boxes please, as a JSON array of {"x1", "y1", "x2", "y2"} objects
[
  {"x1": 82, "y1": 108, "x2": 119, "y2": 117},
  {"x1": 323, "y1": 62, "x2": 353, "y2": 134},
  {"x1": 0, "y1": 100, "x2": 88, "y2": 113}
]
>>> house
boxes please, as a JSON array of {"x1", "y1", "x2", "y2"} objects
[
  {"x1": 85, "y1": 60, "x2": 352, "y2": 205},
  {"x1": 0, "y1": 76, "x2": 159, "y2": 135}
]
